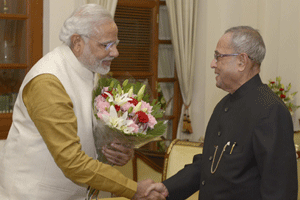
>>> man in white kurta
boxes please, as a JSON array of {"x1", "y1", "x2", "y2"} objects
[
  {"x1": 0, "y1": 4, "x2": 168, "y2": 200},
  {"x1": 0, "y1": 43, "x2": 137, "y2": 199}
]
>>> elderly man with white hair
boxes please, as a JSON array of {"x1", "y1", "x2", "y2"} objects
[
  {"x1": 0, "y1": 4, "x2": 167, "y2": 200},
  {"x1": 146, "y1": 26, "x2": 298, "y2": 200}
]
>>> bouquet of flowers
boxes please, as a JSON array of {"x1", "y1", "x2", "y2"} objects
[
  {"x1": 93, "y1": 76, "x2": 167, "y2": 149},
  {"x1": 87, "y1": 77, "x2": 167, "y2": 199},
  {"x1": 268, "y1": 76, "x2": 300, "y2": 115}
]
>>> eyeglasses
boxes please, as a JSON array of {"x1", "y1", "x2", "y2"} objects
[
  {"x1": 214, "y1": 51, "x2": 254, "y2": 62},
  {"x1": 214, "y1": 52, "x2": 239, "y2": 61},
  {"x1": 81, "y1": 35, "x2": 120, "y2": 51}
]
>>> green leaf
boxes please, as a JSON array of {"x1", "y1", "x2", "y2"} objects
[
  {"x1": 151, "y1": 99, "x2": 157, "y2": 106},
  {"x1": 146, "y1": 121, "x2": 167, "y2": 136},
  {"x1": 151, "y1": 102, "x2": 162, "y2": 116},
  {"x1": 123, "y1": 79, "x2": 128, "y2": 87},
  {"x1": 154, "y1": 112, "x2": 164, "y2": 118},
  {"x1": 128, "y1": 106, "x2": 133, "y2": 113}
]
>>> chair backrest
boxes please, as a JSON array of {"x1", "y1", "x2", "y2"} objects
[
  {"x1": 162, "y1": 139, "x2": 203, "y2": 200},
  {"x1": 293, "y1": 132, "x2": 300, "y2": 200}
]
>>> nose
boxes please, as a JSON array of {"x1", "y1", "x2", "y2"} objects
[
  {"x1": 210, "y1": 58, "x2": 217, "y2": 69},
  {"x1": 109, "y1": 45, "x2": 119, "y2": 58}
]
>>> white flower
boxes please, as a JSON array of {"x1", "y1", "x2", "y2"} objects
[
  {"x1": 133, "y1": 102, "x2": 142, "y2": 112},
  {"x1": 288, "y1": 94, "x2": 294, "y2": 101},
  {"x1": 102, "y1": 106, "x2": 135, "y2": 134},
  {"x1": 106, "y1": 92, "x2": 131, "y2": 106},
  {"x1": 128, "y1": 86, "x2": 134, "y2": 97},
  {"x1": 123, "y1": 122, "x2": 136, "y2": 134},
  {"x1": 137, "y1": 85, "x2": 146, "y2": 101}
]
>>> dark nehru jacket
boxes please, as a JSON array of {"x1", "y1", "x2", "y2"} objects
[{"x1": 163, "y1": 74, "x2": 298, "y2": 200}]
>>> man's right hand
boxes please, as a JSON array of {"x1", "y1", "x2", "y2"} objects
[{"x1": 132, "y1": 179, "x2": 169, "y2": 200}]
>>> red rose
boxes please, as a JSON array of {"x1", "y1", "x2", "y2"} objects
[
  {"x1": 102, "y1": 93, "x2": 108, "y2": 98},
  {"x1": 129, "y1": 98, "x2": 139, "y2": 106},
  {"x1": 280, "y1": 94, "x2": 286, "y2": 99},
  {"x1": 136, "y1": 111, "x2": 149, "y2": 123},
  {"x1": 279, "y1": 88, "x2": 284, "y2": 91},
  {"x1": 115, "y1": 105, "x2": 120, "y2": 112},
  {"x1": 102, "y1": 91, "x2": 113, "y2": 99},
  {"x1": 270, "y1": 81, "x2": 275, "y2": 84}
]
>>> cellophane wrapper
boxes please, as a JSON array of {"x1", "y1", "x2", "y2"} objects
[{"x1": 93, "y1": 115, "x2": 163, "y2": 164}]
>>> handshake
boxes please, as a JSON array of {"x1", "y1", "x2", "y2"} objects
[{"x1": 132, "y1": 179, "x2": 168, "y2": 200}]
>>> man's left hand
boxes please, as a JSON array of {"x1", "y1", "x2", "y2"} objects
[{"x1": 102, "y1": 141, "x2": 134, "y2": 166}]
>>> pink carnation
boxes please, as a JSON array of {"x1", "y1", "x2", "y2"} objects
[
  {"x1": 128, "y1": 121, "x2": 139, "y2": 133},
  {"x1": 102, "y1": 87, "x2": 109, "y2": 92},
  {"x1": 147, "y1": 114, "x2": 157, "y2": 129},
  {"x1": 121, "y1": 102, "x2": 134, "y2": 112},
  {"x1": 141, "y1": 101, "x2": 152, "y2": 113},
  {"x1": 96, "y1": 100, "x2": 110, "y2": 112},
  {"x1": 97, "y1": 110, "x2": 109, "y2": 120},
  {"x1": 95, "y1": 95, "x2": 106, "y2": 104}
]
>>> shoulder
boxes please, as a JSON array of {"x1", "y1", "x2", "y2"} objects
[
  {"x1": 250, "y1": 84, "x2": 290, "y2": 118},
  {"x1": 23, "y1": 74, "x2": 68, "y2": 106},
  {"x1": 24, "y1": 74, "x2": 64, "y2": 92},
  {"x1": 255, "y1": 84, "x2": 286, "y2": 109}
]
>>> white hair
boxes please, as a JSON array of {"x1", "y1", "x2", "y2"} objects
[
  {"x1": 225, "y1": 26, "x2": 266, "y2": 65},
  {"x1": 59, "y1": 4, "x2": 114, "y2": 46}
]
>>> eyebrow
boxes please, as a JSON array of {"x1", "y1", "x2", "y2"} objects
[{"x1": 100, "y1": 41, "x2": 113, "y2": 45}]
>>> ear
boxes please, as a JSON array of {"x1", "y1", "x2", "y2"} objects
[
  {"x1": 71, "y1": 34, "x2": 84, "y2": 57},
  {"x1": 237, "y1": 53, "x2": 248, "y2": 72}
]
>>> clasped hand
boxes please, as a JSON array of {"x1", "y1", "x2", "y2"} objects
[
  {"x1": 102, "y1": 140, "x2": 168, "y2": 199},
  {"x1": 132, "y1": 179, "x2": 168, "y2": 200},
  {"x1": 102, "y1": 139, "x2": 134, "y2": 166}
]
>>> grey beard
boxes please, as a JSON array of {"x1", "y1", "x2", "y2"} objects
[
  {"x1": 84, "y1": 59, "x2": 111, "y2": 75},
  {"x1": 77, "y1": 49, "x2": 111, "y2": 75}
]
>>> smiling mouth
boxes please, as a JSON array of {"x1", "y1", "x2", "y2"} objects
[{"x1": 102, "y1": 60, "x2": 112, "y2": 66}]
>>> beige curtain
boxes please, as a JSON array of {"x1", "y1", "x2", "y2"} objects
[{"x1": 166, "y1": 0, "x2": 199, "y2": 140}]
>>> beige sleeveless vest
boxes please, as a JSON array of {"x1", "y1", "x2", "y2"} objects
[{"x1": 0, "y1": 44, "x2": 96, "y2": 200}]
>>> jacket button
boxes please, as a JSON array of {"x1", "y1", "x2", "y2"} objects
[
  {"x1": 209, "y1": 156, "x2": 213, "y2": 161},
  {"x1": 224, "y1": 107, "x2": 229, "y2": 112},
  {"x1": 218, "y1": 131, "x2": 221, "y2": 136},
  {"x1": 202, "y1": 180, "x2": 205, "y2": 186}
]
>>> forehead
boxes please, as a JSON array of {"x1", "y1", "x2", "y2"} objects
[
  {"x1": 216, "y1": 33, "x2": 233, "y2": 53},
  {"x1": 93, "y1": 21, "x2": 118, "y2": 40}
]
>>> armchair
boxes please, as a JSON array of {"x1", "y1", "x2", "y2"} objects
[{"x1": 162, "y1": 139, "x2": 203, "y2": 200}]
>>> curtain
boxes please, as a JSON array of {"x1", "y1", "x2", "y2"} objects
[
  {"x1": 158, "y1": 45, "x2": 175, "y2": 118},
  {"x1": 166, "y1": 0, "x2": 199, "y2": 140}
]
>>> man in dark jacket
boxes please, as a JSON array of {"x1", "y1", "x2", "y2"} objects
[{"x1": 146, "y1": 26, "x2": 298, "y2": 200}]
